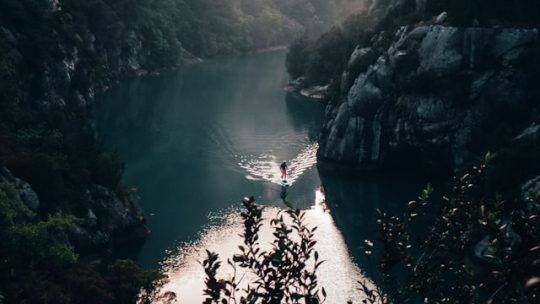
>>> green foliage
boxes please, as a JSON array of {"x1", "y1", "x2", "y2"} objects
[
  {"x1": 0, "y1": 181, "x2": 170, "y2": 303},
  {"x1": 9, "y1": 213, "x2": 80, "y2": 266},
  {"x1": 361, "y1": 157, "x2": 540, "y2": 303},
  {"x1": 418, "y1": 183, "x2": 433, "y2": 202},
  {"x1": 0, "y1": 182, "x2": 77, "y2": 302},
  {"x1": 0, "y1": 182, "x2": 34, "y2": 227},
  {"x1": 481, "y1": 151, "x2": 496, "y2": 167},
  {"x1": 0, "y1": 182, "x2": 79, "y2": 266},
  {"x1": 203, "y1": 197, "x2": 326, "y2": 303}
]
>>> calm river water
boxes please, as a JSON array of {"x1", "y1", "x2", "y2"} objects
[{"x1": 96, "y1": 51, "x2": 428, "y2": 303}]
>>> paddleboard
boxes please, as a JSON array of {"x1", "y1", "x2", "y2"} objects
[{"x1": 280, "y1": 180, "x2": 290, "y2": 187}]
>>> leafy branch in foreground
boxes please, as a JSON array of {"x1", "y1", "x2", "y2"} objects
[
  {"x1": 362, "y1": 153, "x2": 540, "y2": 303},
  {"x1": 203, "y1": 196, "x2": 326, "y2": 304},
  {"x1": 202, "y1": 154, "x2": 539, "y2": 304}
]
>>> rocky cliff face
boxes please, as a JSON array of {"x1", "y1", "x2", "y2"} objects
[
  {"x1": 318, "y1": 24, "x2": 540, "y2": 175},
  {"x1": 0, "y1": 0, "x2": 205, "y2": 112},
  {"x1": 0, "y1": 0, "x2": 165, "y2": 253},
  {"x1": 0, "y1": 26, "x2": 194, "y2": 111}
]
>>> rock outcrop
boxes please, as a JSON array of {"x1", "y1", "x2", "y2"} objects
[
  {"x1": 70, "y1": 184, "x2": 148, "y2": 253},
  {"x1": 286, "y1": 78, "x2": 330, "y2": 101},
  {"x1": 318, "y1": 24, "x2": 540, "y2": 175},
  {"x1": 0, "y1": 166, "x2": 148, "y2": 254},
  {"x1": 0, "y1": 2, "x2": 190, "y2": 112},
  {"x1": 0, "y1": 167, "x2": 40, "y2": 211}
]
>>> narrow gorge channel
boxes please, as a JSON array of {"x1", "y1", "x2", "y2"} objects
[{"x1": 95, "y1": 51, "x2": 427, "y2": 303}]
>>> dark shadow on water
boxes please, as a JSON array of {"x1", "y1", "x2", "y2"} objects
[{"x1": 318, "y1": 165, "x2": 446, "y2": 279}]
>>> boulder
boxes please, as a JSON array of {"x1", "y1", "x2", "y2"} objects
[
  {"x1": 68, "y1": 184, "x2": 149, "y2": 252},
  {"x1": 348, "y1": 47, "x2": 375, "y2": 69},
  {"x1": 13, "y1": 178, "x2": 40, "y2": 211},
  {"x1": 69, "y1": 224, "x2": 110, "y2": 253},
  {"x1": 0, "y1": 167, "x2": 40, "y2": 211},
  {"x1": 434, "y1": 12, "x2": 448, "y2": 25},
  {"x1": 86, "y1": 184, "x2": 138, "y2": 232},
  {"x1": 86, "y1": 208, "x2": 98, "y2": 227}
]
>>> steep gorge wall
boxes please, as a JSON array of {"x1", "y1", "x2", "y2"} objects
[
  {"x1": 318, "y1": 25, "x2": 540, "y2": 176},
  {"x1": 307, "y1": 0, "x2": 540, "y2": 185},
  {"x1": 0, "y1": 0, "x2": 171, "y2": 253}
]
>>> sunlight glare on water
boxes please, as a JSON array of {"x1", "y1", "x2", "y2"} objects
[{"x1": 150, "y1": 188, "x2": 376, "y2": 304}]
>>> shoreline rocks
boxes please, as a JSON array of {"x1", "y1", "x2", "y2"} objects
[{"x1": 286, "y1": 77, "x2": 330, "y2": 102}]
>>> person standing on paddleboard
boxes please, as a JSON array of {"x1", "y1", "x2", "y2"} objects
[{"x1": 280, "y1": 161, "x2": 288, "y2": 181}]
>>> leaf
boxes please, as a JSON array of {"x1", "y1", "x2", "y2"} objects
[
  {"x1": 529, "y1": 245, "x2": 540, "y2": 252},
  {"x1": 526, "y1": 277, "x2": 540, "y2": 288},
  {"x1": 481, "y1": 151, "x2": 496, "y2": 166}
]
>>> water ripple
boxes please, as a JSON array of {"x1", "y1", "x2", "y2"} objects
[{"x1": 238, "y1": 143, "x2": 319, "y2": 185}]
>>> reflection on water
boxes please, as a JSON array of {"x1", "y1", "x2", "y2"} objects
[{"x1": 152, "y1": 189, "x2": 374, "y2": 303}]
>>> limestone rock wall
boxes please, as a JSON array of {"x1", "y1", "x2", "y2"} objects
[{"x1": 318, "y1": 25, "x2": 540, "y2": 174}]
